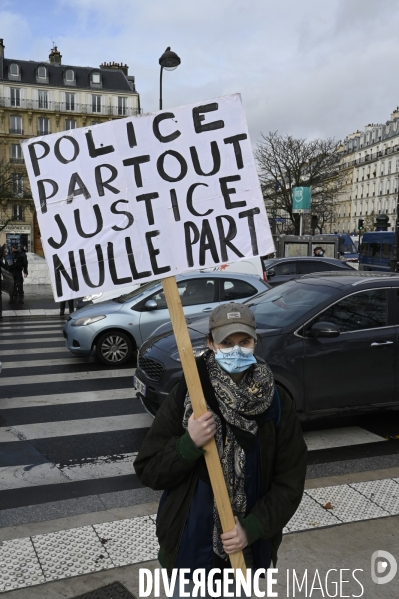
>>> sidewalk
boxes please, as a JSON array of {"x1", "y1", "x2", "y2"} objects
[
  {"x1": 1, "y1": 467, "x2": 398, "y2": 598},
  {"x1": 2, "y1": 285, "x2": 63, "y2": 316}
]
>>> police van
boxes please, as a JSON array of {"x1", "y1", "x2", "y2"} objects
[{"x1": 359, "y1": 231, "x2": 394, "y2": 272}]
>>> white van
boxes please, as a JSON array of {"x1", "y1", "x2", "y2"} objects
[{"x1": 202, "y1": 256, "x2": 267, "y2": 281}]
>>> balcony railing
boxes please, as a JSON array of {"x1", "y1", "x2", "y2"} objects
[
  {"x1": 9, "y1": 128, "x2": 23, "y2": 134},
  {"x1": 1, "y1": 97, "x2": 141, "y2": 117},
  {"x1": 10, "y1": 158, "x2": 24, "y2": 164},
  {"x1": 38, "y1": 130, "x2": 51, "y2": 136}
]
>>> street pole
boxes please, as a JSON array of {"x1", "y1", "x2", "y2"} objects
[
  {"x1": 390, "y1": 186, "x2": 399, "y2": 272},
  {"x1": 299, "y1": 213, "x2": 303, "y2": 236},
  {"x1": 159, "y1": 66, "x2": 164, "y2": 110}
]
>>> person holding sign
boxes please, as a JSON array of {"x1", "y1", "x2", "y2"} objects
[{"x1": 134, "y1": 303, "x2": 307, "y2": 597}]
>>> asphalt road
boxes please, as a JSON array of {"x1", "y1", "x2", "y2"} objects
[{"x1": 0, "y1": 314, "x2": 399, "y2": 529}]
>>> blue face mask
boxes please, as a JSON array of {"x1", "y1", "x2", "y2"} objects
[{"x1": 214, "y1": 346, "x2": 256, "y2": 373}]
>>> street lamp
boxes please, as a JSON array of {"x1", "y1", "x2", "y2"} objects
[{"x1": 159, "y1": 47, "x2": 181, "y2": 110}]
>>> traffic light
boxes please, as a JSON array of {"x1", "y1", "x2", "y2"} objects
[{"x1": 358, "y1": 219, "x2": 364, "y2": 231}]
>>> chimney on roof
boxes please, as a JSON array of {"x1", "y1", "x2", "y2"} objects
[
  {"x1": 100, "y1": 61, "x2": 129, "y2": 76},
  {"x1": 49, "y1": 46, "x2": 62, "y2": 64},
  {"x1": 0, "y1": 39, "x2": 4, "y2": 79}
]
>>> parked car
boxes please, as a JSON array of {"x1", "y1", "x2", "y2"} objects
[
  {"x1": 63, "y1": 272, "x2": 270, "y2": 366},
  {"x1": 263, "y1": 256, "x2": 354, "y2": 286},
  {"x1": 134, "y1": 272, "x2": 399, "y2": 419},
  {"x1": 359, "y1": 231, "x2": 394, "y2": 273}
]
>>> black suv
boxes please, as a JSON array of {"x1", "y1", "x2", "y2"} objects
[
  {"x1": 134, "y1": 273, "x2": 399, "y2": 420},
  {"x1": 263, "y1": 256, "x2": 354, "y2": 286}
]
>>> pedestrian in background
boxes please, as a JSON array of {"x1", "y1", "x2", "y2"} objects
[
  {"x1": 0, "y1": 244, "x2": 8, "y2": 319},
  {"x1": 59, "y1": 299, "x2": 74, "y2": 316},
  {"x1": 6, "y1": 244, "x2": 28, "y2": 304},
  {"x1": 135, "y1": 302, "x2": 307, "y2": 598}
]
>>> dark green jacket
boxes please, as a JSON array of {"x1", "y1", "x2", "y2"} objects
[{"x1": 134, "y1": 356, "x2": 307, "y2": 576}]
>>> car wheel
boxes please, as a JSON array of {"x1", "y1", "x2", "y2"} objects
[{"x1": 96, "y1": 330, "x2": 134, "y2": 366}]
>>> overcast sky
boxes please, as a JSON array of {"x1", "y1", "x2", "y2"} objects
[{"x1": 3, "y1": 0, "x2": 399, "y2": 147}]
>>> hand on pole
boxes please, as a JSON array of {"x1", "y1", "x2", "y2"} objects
[
  {"x1": 221, "y1": 517, "x2": 248, "y2": 554},
  {"x1": 187, "y1": 411, "x2": 216, "y2": 448}
]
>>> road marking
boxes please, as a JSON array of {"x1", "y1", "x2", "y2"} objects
[
  {"x1": 0, "y1": 368, "x2": 135, "y2": 386},
  {"x1": 1, "y1": 358, "x2": 99, "y2": 369},
  {"x1": 0, "y1": 453, "x2": 137, "y2": 490},
  {"x1": 0, "y1": 388, "x2": 136, "y2": 409},
  {"x1": 0, "y1": 330, "x2": 64, "y2": 337},
  {"x1": 0, "y1": 324, "x2": 65, "y2": 330},
  {"x1": 303, "y1": 426, "x2": 386, "y2": 451},
  {"x1": 0, "y1": 347, "x2": 73, "y2": 356},
  {"x1": 7, "y1": 413, "x2": 152, "y2": 440},
  {"x1": 0, "y1": 337, "x2": 66, "y2": 345}
]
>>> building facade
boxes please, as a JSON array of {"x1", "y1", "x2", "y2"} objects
[
  {"x1": 0, "y1": 39, "x2": 140, "y2": 254},
  {"x1": 335, "y1": 110, "x2": 399, "y2": 234}
]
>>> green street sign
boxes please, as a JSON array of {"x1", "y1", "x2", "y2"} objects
[{"x1": 292, "y1": 187, "x2": 311, "y2": 213}]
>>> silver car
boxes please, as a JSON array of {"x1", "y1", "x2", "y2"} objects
[{"x1": 63, "y1": 272, "x2": 269, "y2": 366}]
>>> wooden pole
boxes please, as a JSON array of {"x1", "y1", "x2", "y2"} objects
[{"x1": 162, "y1": 276, "x2": 247, "y2": 577}]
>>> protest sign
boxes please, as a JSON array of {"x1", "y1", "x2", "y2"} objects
[{"x1": 22, "y1": 94, "x2": 273, "y2": 300}]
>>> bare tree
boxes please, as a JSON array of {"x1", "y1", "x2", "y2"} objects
[
  {"x1": 256, "y1": 132, "x2": 343, "y2": 234},
  {"x1": 0, "y1": 160, "x2": 33, "y2": 233}
]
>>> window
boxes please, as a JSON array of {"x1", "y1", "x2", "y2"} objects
[
  {"x1": 310, "y1": 290, "x2": 388, "y2": 333},
  {"x1": 381, "y1": 243, "x2": 392, "y2": 259},
  {"x1": 368, "y1": 242, "x2": 381, "y2": 258},
  {"x1": 118, "y1": 96, "x2": 127, "y2": 116},
  {"x1": 38, "y1": 90, "x2": 48, "y2": 109},
  {"x1": 12, "y1": 204, "x2": 24, "y2": 221},
  {"x1": 38, "y1": 117, "x2": 50, "y2": 135},
  {"x1": 220, "y1": 279, "x2": 257, "y2": 301},
  {"x1": 65, "y1": 92, "x2": 75, "y2": 111},
  {"x1": 10, "y1": 88, "x2": 20, "y2": 107},
  {"x1": 65, "y1": 69, "x2": 75, "y2": 82},
  {"x1": 360, "y1": 243, "x2": 369, "y2": 257},
  {"x1": 92, "y1": 95, "x2": 101, "y2": 113},
  {"x1": 9, "y1": 63, "x2": 19, "y2": 76},
  {"x1": 38, "y1": 66, "x2": 46, "y2": 78},
  {"x1": 12, "y1": 174, "x2": 24, "y2": 198},
  {"x1": 179, "y1": 279, "x2": 216, "y2": 306},
  {"x1": 65, "y1": 119, "x2": 76, "y2": 130},
  {"x1": 92, "y1": 72, "x2": 101, "y2": 84},
  {"x1": 10, "y1": 115, "x2": 22, "y2": 134},
  {"x1": 271, "y1": 262, "x2": 297, "y2": 276},
  {"x1": 10, "y1": 143, "x2": 23, "y2": 162},
  {"x1": 91, "y1": 120, "x2": 100, "y2": 125},
  {"x1": 250, "y1": 280, "x2": 338, "y2": 330},
  {"x1": 297, "y1": 260, "x2": 334, "y2": 275}
]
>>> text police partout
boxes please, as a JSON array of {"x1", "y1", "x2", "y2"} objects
[{"x1": 27, "y1": 103, "x2": 261, "y2": 298}]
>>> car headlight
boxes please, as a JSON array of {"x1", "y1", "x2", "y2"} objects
[
  {"x1": 170, "y1": 345, "x2": 207, "y2": 362},
  {"x1": 71, "y1": 315, "x2": 106, "y2": 327},
  {"x1": 81, "y1": 293, "x2": 103, "y2": 302}
]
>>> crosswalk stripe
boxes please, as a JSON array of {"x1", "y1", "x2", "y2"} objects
[
  {"x1": 2, "y1": 414, "x2": 151, "y2": 441},
  {"x1": 0, "y1": 324, "x2": 65, "y2": 330},
  {"x1": 0, "y1": 368, "x2": 135, "y2": 386},
  {"x1": 0, "y1": 388, "x2": 136, "y2": 409},
  {"x1": 1, "y1": 358, "x2": 99, "y2": 369},
  {"x1": 0, "y1": 347, "x2": 72, "y2": 356},
  {"x1": 303, "y1": 427, "x2": 385, "y2": 450},
  {"x1": 0, "y1": 330, "x2": 64, "y2": 337},
  {"x1": 0, "y1": 453, "x2": 137, "y2": 490},
  {"x1": 0, "y1": 337, "x2": 65, "y2": 345}
]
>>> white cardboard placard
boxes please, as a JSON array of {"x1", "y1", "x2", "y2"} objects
[{"x1": 22, "y1": 94, "x2": 273, "y2": 300}]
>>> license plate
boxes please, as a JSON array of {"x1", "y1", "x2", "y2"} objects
[{"x1": 134, "y1": 375, "x2": 146, "y2": 397}]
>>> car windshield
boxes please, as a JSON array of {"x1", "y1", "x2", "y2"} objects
[
  {"x1": 246, "y1": 280, "x2": 339, "y2": 328},
  {"x1": 341, "y1": 244, "x2": 357, "y2": 253},
  {"x1": 262, "y1": 259, "x2": 278, "y2": 269},
  {"x1": 115, "y1": 281, "x2": 160, "y2": 303}
]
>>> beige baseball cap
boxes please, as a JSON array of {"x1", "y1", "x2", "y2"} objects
[{"x1": 209, "y1": 302, "x2": 256, "y2": 344}]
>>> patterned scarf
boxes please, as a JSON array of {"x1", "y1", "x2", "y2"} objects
[{"x1": 182, "y1": 349, "x2": 274, "y2": 560}]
